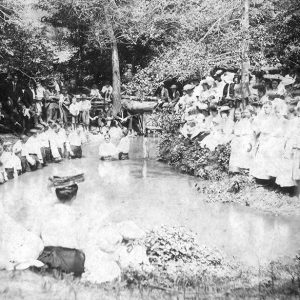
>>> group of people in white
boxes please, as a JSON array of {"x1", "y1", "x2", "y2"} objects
[
  {"x1": 0, "y1": 122, "x2": 85, "y2": 183},
  {"x1": 0, "y1": 118, "x2": 132, "y2": 183},
  {"x1": 172, "y1": 69, "x2": 300, "y2": 188}
]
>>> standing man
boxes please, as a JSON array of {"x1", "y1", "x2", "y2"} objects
[
  {"x1": 101, "y1": 81, "x2": 113, "y2": 103},
  {"x1": 59, "y1": 87, "x2": 71, "y2": 124}
]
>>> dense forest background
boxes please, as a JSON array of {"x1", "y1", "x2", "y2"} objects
[{"x1": 0, "y1": 0, "x2": 299, "y2": 95}]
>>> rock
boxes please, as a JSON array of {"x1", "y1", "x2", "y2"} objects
[
  {"x1": 116, "y1": 221, "x2": 146, "y2": 241},
  {"x1": 115, "y1": 245, "x2": 152, "y2": 272},
  {"x1": 82, "y1": 250, "x2": 121, "y2": 284}
]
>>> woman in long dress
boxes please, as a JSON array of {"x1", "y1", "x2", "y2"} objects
[
  {"x1": 276, "y1": 106, "x2": 300, "y2": 187},
  {"x1": 229, "y1": 108, "x2": 255, "y2": 173},
  {"x1": 250, "y1": 101, "x2": 275, "y2": 180}
]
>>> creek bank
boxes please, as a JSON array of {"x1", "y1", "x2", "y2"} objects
[
  {"x1": 158, "y1": 123, "x2": 300, "y2": 216},
  {"x1": 2, "y1": 225, "x2": 300, "y2": 299}
]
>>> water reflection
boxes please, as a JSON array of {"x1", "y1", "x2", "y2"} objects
[{"x1": 1, "y1": 137, "x2": 300, "y2": 267}]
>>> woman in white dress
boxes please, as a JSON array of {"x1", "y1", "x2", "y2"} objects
[
  {"x1": 99, "y1": 134, "x2": 118, "y2": 160},
  {"x1": 250, "y1": 101, "x2": 276, "y2": 180},
  {"x1": 229, "y1": 108, "x2": 255, "y2": 173}
]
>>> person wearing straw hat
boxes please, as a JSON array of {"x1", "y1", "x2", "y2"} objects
[
  {"x1": 44, "y1": 82, "x2": 59, "y2": 122},
  {"x1": 200, "y1": 106, "x2": 233, "y2": 151},
  {"x1": 59, "y1": 87, "x2": 71, "y2": 124}
]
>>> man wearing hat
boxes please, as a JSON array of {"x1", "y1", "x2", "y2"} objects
[
  {"x1": 59, "y1": 87, "x2": 71, "y2": 124},
  {"x1": 44, "y1": 82, "x2": 60, "y2": 122},
  {"x1": 25, "y1": 129, "x2": 44, "y2": 170}
]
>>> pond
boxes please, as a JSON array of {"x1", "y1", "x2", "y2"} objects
[{"x1": 1, "y1": 136, "x2": 300, "y2": 267}]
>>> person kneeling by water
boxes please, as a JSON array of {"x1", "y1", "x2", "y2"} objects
[
  {"x1": 66, "y1": 128, "x2": 83, "y2": 159},
  {"x1": 99, "y1": 133, "x2": 118, "y2": 160},
  {"x1": 0, "y1": 141, "x2": 22, "y2": 179},
  {"x1": 117, "y1": 128, "x2": 130, "y2": 160}
]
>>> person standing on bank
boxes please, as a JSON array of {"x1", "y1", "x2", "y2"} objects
[
  {"x1": 81, "y1": 94, "x2": 91, "y2": 132},
  {"x1": 59, "y1": 87, "x2": 71, "y2": 124}
]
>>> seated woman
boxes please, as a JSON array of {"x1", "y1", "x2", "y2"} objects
[
  {"x1": 99, "y1": 133, "x2": 118, "y2": 160},
  {"x1": 180, "y1": 105, "x2": 208, "y2": 139},
  {"x1": 200, "y1": 106, "x2": 234, "y2": 151},
  {"x1": 229, "y1": 108, "x2": 255, "y2": 173},
  {"x1": 117, "y1": 128, "x2": 130, "y2": 160}
]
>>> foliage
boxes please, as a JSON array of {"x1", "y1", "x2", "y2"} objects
[
  {"x1": 0, "y1": 0, "x2": 59, "y2": 81},
  {"x1": 157, "y1": 111, "x2": 231, "y2": 180}
]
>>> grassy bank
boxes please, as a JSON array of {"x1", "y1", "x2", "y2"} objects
[
  {"x1": 157, "y1": 112, "x2": 300, "y2": 216},
  {"x1": 2, "y1": 226, "x2": 300, "y2": 299}
]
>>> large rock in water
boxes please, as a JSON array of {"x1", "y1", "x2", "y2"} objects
[
  {"x1": 115, "y1": 221, "x2": 146, "y2": 240},
  {"x1": 82, "y1": 250, "x2": 121, "y2": 284}
]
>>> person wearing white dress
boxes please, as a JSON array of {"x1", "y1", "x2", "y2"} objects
[
  {"x1": 0, "y1": 141, "x2": 22, "y2": 179},
  {"x1": 99, "y1": 134, "x2": 118, "y2": 160},
  {"x1": 229, "y1": 109, "x2": 255, "y2": 173}
]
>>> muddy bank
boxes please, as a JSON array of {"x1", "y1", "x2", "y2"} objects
[{"x1": 195, "y1": 175, "x2": 300, "y2": 216}]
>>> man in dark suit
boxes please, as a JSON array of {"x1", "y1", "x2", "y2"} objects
[
  {"x1": 22, "y1": 82, "x2": 36, "y2": 108},
  {"x1": 6, "y1": 74, "x2": 22, "y2": 107}
]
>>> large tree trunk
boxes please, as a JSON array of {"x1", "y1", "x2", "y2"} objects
[
  {"x1": 104, "y1": 7, "x2": 121, "y2": 114},
  {"x1": 241, "y1": 0, "x2": 250, "y2": 108}
]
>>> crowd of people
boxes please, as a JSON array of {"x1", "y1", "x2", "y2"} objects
[
  {"x1": 0, "y1": 118, "x2": 131, "y2": 184},
  {"x1": 158, "y1": 68, "x2": 300, "y2": 189},
  {"x1": 0, "y1": 74, "x2": 116, "y2": 134}
]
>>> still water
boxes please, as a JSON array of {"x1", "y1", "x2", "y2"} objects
[{"x1": 1, "y1": 136, "x2": 300, "y2": 267}]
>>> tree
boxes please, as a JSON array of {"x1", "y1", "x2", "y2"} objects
[{"x1": 37, "y1": 0, "x2": 139, "y2": 112}]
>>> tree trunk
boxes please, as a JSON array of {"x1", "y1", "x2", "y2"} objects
[
  {"x1": 241, "y1": 0, "x2": 250, "y2": 108},
  {"x1": 104, "y1": 7, "x2": 121, "y2": 114}
]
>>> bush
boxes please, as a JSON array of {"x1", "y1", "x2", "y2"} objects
[{"x1": 158, "y1": 111, "x2": 231, "y2": 180}]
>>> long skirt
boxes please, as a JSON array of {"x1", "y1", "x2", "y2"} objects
[
  {"x1": 229, "y1": 135, "x2": 252, "y2": 172},
  {"x1": 20, "y1": 156, "x2": 31, "y2": 173},
  {"x1": 71, "y1": 145, "x2": 82, "y2": 159},
  {"x1": 250, "y1": 136, "x2": 273, "y2": 180},
  {"x1": 28, "y1": 154, "x2": 42, "y2": 171},
  {"x1": 45, "y1": 147, "x2": 52, "y2": 163},
  {"x1": 5, "y1": 168, "x2": 14, "y2": 180}
]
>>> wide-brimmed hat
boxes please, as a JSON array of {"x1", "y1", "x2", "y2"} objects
[
  {"x1": 183, "y1": 84, "x2": 195, "y2": 91},
  {"x1": 197, "y1": 103, "x2": 208, "y2": 111},
  {"x1": 219, "y1": 105, "x2": 231, "y2": 112}
]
